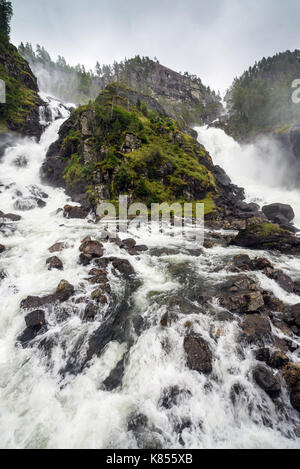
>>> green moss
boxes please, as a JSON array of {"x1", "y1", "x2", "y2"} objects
[
  {"x1": 248, "y1": 222, "x2": 289, "y2": 237},
  {"x1": 60, "y1": 83, "x2": 219, "y2": 213},
  {"x1": 0, "y1": 42, "x2": 40, "y2": 133}
]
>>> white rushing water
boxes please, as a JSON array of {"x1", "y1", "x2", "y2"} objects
[
  {"x1": 196, "y1": 126, "x2": 300, "y2": 228},
  {"x1": 0, "y1": 105, "x2": 299, "y2": 449}
]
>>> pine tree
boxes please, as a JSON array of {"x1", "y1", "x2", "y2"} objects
[{"x1": 0, "y1": 0, "x2": 13, "y2": 43}]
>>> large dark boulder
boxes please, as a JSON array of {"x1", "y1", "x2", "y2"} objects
[
  {"x1": 253, "y1": 364, "x2": 281, "y2": 399},
  {"x1": 218, "y1": 275, "x2": 265, "y2": 314},
  {"x1": 262, "y1": 203, "x2": 295, "y2": 224},
  {"x1": 184, "y1": 334, "x2": 212, "y2": 374},
  {"x1": 232, "y1": 221, "x2": 300, "y2": 254}
]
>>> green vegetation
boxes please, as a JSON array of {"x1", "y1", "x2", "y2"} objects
[
  {"x1": 0, "y1": 0, "x2": 12, "y2": 43},
  {"x1": 0, "y1": 3, "x2": 41, "y2": 134},
  {"x1": 248, "y1": 222, "x2": 289, "y2": 237},
  {"x1": 18, "y1": 44, "x2": 222, "y2": 125},
  {"x1": 60, "y1": 83, "x2": 218, "y2": 215},
  {"x1": 226, "y1": 50, "x2": 300, "y2": 139}
]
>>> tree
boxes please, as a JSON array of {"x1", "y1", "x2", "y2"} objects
[{"x1": 0, "y1": 0, "x2": 13, "y2": 43}]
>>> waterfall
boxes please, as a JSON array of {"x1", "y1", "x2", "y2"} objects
[{"x1": 0, "y1": 103, "x2": 299, "y2": 449}]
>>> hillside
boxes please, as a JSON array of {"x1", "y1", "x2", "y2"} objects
[
  {"x1": 41, "y1": 82, "x2": 249, "y2": 222},
  {"x1": 225, "y1": 50, "x2": 300, "y2": 140},
  {"x1": 18, "y1": 44, "x2": 222, "y2": 127},
  {"x1": 0, "y1": 40, "x2": 43, "y2": 137}
]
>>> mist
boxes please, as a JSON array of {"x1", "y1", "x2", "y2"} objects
[{"x1": 10, "y1": 0, "x2": 300, "y2": 94}]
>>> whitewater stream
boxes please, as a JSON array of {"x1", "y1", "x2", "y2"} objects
[{"x1": 0, "y1": 101, "x2": 299, "y2": 449}]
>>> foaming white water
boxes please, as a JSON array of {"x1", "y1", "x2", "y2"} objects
[
  {"x1": 0, "y1": 104, "x2": 299, "y2": 448},
  {"x1": 196, "y1": 126, "x2": 300, "y2": 227}
]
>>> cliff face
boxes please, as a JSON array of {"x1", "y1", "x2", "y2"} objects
[
  {"x1": 0, "y1": 41, "x2": 43, "y2": 138},
  {"x1": 97, "y1": 59, "x2": 223, "y2": 127}
]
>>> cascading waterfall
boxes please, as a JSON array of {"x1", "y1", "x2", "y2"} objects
[
  {"x1": 196, "y1": 126, "x2": 300, "y2": 227},
  {"x1": 0, "y1": 104, "x2": 299, "y2": 449}
]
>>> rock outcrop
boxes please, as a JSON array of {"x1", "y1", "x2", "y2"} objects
[{"x1": 0, "y1": 40, "x2": 44, "y2": 138}]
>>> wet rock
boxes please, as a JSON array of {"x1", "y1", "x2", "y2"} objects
[
  {"x1": 120, "y1": 238, "x2": 137, "y2": 250},
  {"x1": 49, "y1": 242, "x2": 67, "y2": 253},
  {"x1": 255, "y1": 348, "x2": 289, "y2": 369},
  {"x1": 0, "y1": 211, "x2": 22, "y2": 222},
  {"x1": 135, "y1": 245, "x2": 148, "y2": 253},
  {"x1": 13, "y1": 155, "x2": 28, "y2": 167},
  {"x1": 84, "y1": 302, "x2": 99, "y2": 321},
  {"x1": 13, "y1": 197, "x2": 38, "y2": 211},
  {"x1": 253, "y1": 364, "x2": 281, "y2": 399},
  {"x1": 262, "y1": 203, "x2": 295, "y2": 225},
  {"x1": 266, "y1": 269, "x2": 295, "y2": 294},
  {"x1": 28, "y1": 185, "x2": 49, "y2": 199},
  {"x1": 21, "y1": 280, "x2": 75, "y2": 310},
  {"x1": 55, "y1": 280, "x2": 75, "y2": 302},
  {"x1": 79, "y1": 253, "x2": 93, "y2": 266},
  {"x1": 91, "y1": 288, "x2": 109, "y2": 304},
  {"x1": 268, "y1": 351, "x2": 289, "y2": 369},
  {"x1": 110, "y1": 258, "x2": 135, "y2": 277},
  {"x1": 241, "y1": 314, "x2": 271, "y2": 344},
  {"x1": 232, "y1": 254, "x2": 273, "y2": 272},
  {"x1": 159, "y1": 386, "x2": 191, "y2": 409},
  {"x1": 46, "y1": 256, "x2": 63, "y2": 271},
  {"x1": 283, "y1": 304, "x2": 300, "y2": 329},
  {"x1": 232, "y1": 221, "x2": 300, "y2": 254},
  {"x1": 0, "y1": 270, "x2": 7, "y2": 281},
  {"x1": 25, "y1": 310, "x2": 46, "y2": 330},
  {"x1": 0, "y1": 244, "x2": 5, "y2": 253},
  {"x1": 282, "y1": 363, "x2": 300, "y2": 412},
  {"x1": 184, "y1": 334, "x2": 212, "y2": 374},
  {"x1": 80, "y1": 239, "x2": 104, "y2": 258},
  {"x1": 128, "y1": 413, "x2": 148, "y2": 432},
  {"x1": 219, "y1": 275, "x2": 265, "y2": 313},
  {"x1": 103, "y1": 359, "x2": 125, "y2": 391},
  {"x1": 63, "y1": 205, "x2": 89, "y2": 219}
]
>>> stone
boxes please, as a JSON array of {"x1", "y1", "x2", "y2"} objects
[
  {"x1": 49, "y1": 242, "x2": 66, "y2": 253},
  {"x1": 253, "y1": 365, "x2": 281, "y2": 399},
  {"x1": 241, "y1": 314, "x2": 271, "y2": 344},
  {"x1": 184, "y1": 334, "x2": 212, "y2": 374},
  {"x1": 25, "y1": 310, "x2": 46, "y2": 330},
  {"x1": 0, "y1": 244, "x2": 5, "y2": 253},
  {"x1": 55, "y1": 280, "x2": 75, "y2": 302},
  {"x1": 120, "y1": 238, "x2": 137, "y2": 250},
  {"x1": 46, "y1": 256, "x2": 63, "y2": 271},
  {"x1": 282, "y1": 363, "x2": 300, "y2": 412},
  {"x1": 219, "y1": 275, "x2": 264, "y2": 313},
  {"x1": 63, "y1": 205, "x2": 89, "y2": 219},
  {"x1": 80, "y1": 240, "x2": 104, "y2": 258},
  {"x1": 267, "y1": 269, "x2": 295, "y2": 294},
  {"x1": 262, "y1": 203, "x2": 295, "y2": 224},
  {"x1": 84, "y1": 303, "x2": 99, "y2": 321},
  {"x1": 159, "y1": 386, "x2": 191, "y2": 409}
]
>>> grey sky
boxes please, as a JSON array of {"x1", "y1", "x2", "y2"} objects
[{"x1": 10, "y1": 0, "x2": 300, "y2": 94}]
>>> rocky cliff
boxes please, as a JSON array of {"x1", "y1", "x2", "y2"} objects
[
  {"x1": 0, "y1": 40, "x2": 43, "y2": 138},
  {"x1": 96, "y1": 58, "x2": 223, "y2": 127},
  {"x1": 41, "y1": 82, "x2": 258, "y2": 227}
]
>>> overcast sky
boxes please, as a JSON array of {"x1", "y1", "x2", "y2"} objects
[{"x1": 10, "y1": 0, "x2": 300, "y2": 94}]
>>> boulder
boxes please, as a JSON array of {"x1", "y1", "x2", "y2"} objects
[
  {"x1": 159, "y1": 386, "x2": 191, "y2": 409},
  {"x1": 241, "y1": 314, "x2": 271, "y2": 344},
  {"x1": 46, "y1": 256, "x2": 63, "y2": 271},
  {"x1": 232, "y1": 222, "x2": 300, "y2": 254},
  {"x1": 253, "y1": 364, "x2": 281, "y2": 399},
  {"x1": 262, "y1": 203, "x2": 295, "y2": 224},
  {"x1": 80, "y1": 239, "x2": 104, "y2": 258},
  {"x1": 84, "y1": 302, "x2": 99, "y2": 321},
  {"x1": 184, "y1": 334, "x2": 212, "y2": 374},
  {"x1": 120, "y1": 238, "x2": 137, "y2": 250},
  {"x1": 49, "y1": 242, "x2": 66, "y2": 253},
  {"x1": 282, "y1": 363, "x2": 300, "y2": 412},
  {"x1": 21, "y1": 280, "x2": 75, "y2": 310},
  {"x1": 0, "y1": 211, "x2": 22, "y2": 222},
  {"x1": 0, "y1": 244, "x2": 5, "y2": 253},
  {"x1": 25, "y1": 310, "x2": 46, "y2": 330},
  {"x1": 266, "y1": 269, "x2": 295, "y2": 294},
  {"x1": 63, "y1": 205, "x2": 89, "y2": 219},
  {"x1": 218, "y1": 275, "x2": 265, "y2": 313}
]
